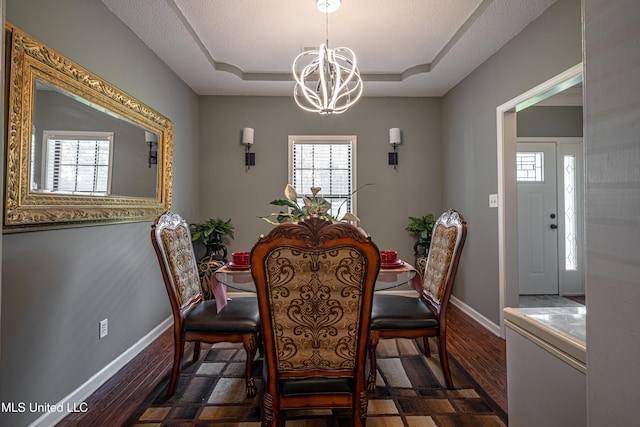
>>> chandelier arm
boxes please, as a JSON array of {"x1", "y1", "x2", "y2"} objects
[
  {"x1": 319, "y1": 44, "x2": 331, "y2": 109},
  {"x1": 332, "y1": 49, "x2": 359, "y2": 92},
  {"x1": 326, "y1": 49, "x2": 341, "y2": 109},
  {"x1": 329, "y1": 50, "x2": 361, "y2": 109},
  {"x1": 293, "y1": 51, "x2": 325, "y2": 111},
  {"x1": 297, "y1": 83, "x2": 322, "y2": 109}
]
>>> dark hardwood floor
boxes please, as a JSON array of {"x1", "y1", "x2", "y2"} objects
[
  {"x1": 58, "y1": 303, "x2": 508, "y2": 426},
  {"x1": 447, "y1": 304, "x2": 507, "y2": 413}
]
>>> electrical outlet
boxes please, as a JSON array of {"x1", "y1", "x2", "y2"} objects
[
  {"x1": 99, "y1": 319, "x2": 108, "y2": 339},
  {"x1": 489, "y1": 193, "x2": 498, "y2": 208}
]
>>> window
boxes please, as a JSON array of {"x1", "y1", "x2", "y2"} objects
[
  {"x1": 288, "y1": 136, "x2": 356, "y2": 219},
  {"x1": 563, "y1": 154, "x2": 578, "y2": 271},
  {"x1": 516, "y1": 151, "x2": 544, "y2": 182},
  {"x1": 41, "y1": 131, "x2": 114, "y2": 195}
]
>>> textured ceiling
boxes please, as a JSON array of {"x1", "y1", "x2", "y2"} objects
[{"x1": 100, "y1": 0, "x2": 557, "y2": 97}]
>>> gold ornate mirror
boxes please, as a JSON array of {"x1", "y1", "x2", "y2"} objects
[{"x1": 4, "y1": 23, "x2": 173, "y2": 232}]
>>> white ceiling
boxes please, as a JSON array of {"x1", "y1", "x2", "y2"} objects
[{"x1": 100, "y1": 0, "x2": 557, "y2": 97}]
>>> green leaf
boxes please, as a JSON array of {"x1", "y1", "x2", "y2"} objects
[{"x1": 269, "y1": 199, "x2": 298, "y2": 209}]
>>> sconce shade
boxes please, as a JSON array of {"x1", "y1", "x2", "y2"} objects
[
  {"x1": 242, "y1": 127, "x2": 254, "y2": 145},
  {"x1": 389, "y1": 128, "x2": 401, "y2": 145}
]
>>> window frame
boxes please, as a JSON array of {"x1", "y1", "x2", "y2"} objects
[
  {"x1": 40, "y1": 130, "x2": 115, "y2": 195},
  {"x1": 287, "y1": 135, "x2": 358, "y2": 219}
]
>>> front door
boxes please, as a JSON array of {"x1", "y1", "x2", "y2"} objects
[{"x1": 517, "y1": 142, "x2": 558, "y2": 295}]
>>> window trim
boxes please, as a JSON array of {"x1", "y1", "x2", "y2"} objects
[
  {"x1": 40, "y1": 130, "x2": 115, "y2": 195},
  {"x1": 287, "y1": 135, "x2": 358, "y2": 219}
]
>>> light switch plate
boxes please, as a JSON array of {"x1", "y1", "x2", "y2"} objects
[
  {"x1": 99, "y1": 318, "x2": 108, "y2": 339},
  {"x1": 489, "y1": 194, "x2": 498, "y2": 208}
]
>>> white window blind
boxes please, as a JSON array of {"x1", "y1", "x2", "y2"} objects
[
  {"x1": 289, "y1": 136, "x2": 355, "y2": 219},
  {"x1": 42, "y1": 131, "x2": 114, "y2": 195}
]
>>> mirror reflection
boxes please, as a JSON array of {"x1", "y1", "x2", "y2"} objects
[
  {"x1": 4, "y1": 23, "x2": 173, "y2": 232},
  {"x1": 31, "y1": 79, "x2": 159, "y2": 198}
]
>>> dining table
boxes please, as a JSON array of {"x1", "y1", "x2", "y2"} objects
[{"x1": 210, "y1": 260, "x2": 422, "y2": 312}]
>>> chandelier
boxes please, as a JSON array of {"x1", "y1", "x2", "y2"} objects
[{"x1": 292, "y1": 0, "x2": 363, "y2": 115}]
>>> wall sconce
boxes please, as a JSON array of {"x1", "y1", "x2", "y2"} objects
[
  {"x1": 242, "y1": 127, "x2": 255, "y2": 169},
  {"x1": 146, "y1": 131, "x2": 158, "y2": 168},
  {"x1": 388, "y1": 128, "x2": 401, "y2": 170}
]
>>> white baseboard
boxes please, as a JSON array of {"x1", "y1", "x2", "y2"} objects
[
  {"x1": 376, "y1": 291, "x2": 502, "y2": 337},
  {"x1": 450, "y1": 295, "x2": 502, "y2": 337},
  {"x1": 29, "y1": 317, "x2": 172, "y2": 427}
]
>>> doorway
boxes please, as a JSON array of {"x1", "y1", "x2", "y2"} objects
[
  {"x1": 496, "y1": 63, "x2": 584, "y2": 336},
  {"x1": 516, "y1": 138, "x2": 584, "y2": 297}
]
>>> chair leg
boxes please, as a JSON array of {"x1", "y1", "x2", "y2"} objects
[
  {"x1": 437, "y1": 333, "x2": 454, "y2": 389},
  {"x1": 263, "y1": 391, "x2": 279, "y2": 427},
  {"x1": 242, "y1": 333, "x2": 258, "y2": 397},
  {"x1": 422, "y1": 335, "x2": 431, "y2": 357},
  {"x1": 167, "y1": 337, "x2": 185, "y2": 397},
  {"x1": 353, "y1": 390, "x2": 368, "y2": 427},
  {"x1": 367, "y1": 332, "x2": 380, "y2": 392},
  {"x1": 192, "y1": 340, "x2": 201, "y2": 363}
]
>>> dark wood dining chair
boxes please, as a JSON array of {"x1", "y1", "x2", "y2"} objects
[
  {"x1": 367, "y1": 209, "x2": 467, "y2": 391},
  {"x1": 250, "y1": 216, "x2": 381, "y2": 427},
  {"x1": 151, "y1": 211, "x2": 260, "y2": 397}
]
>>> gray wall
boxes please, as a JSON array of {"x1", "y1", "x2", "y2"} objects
[
  {"x1": 441, "y1": 0, "x2": 583, "y2": 323},
  {"x1": 583, "y1": 0, "x2": 640, "y2": 424},
  {"x1": 0, "y1": 1, "x2": 199, "y2": 426},
  {"x1": 517, "y1": 106, "x2": 583, "y2": 137},
  {"x1": 198, "y1": 96, "x2": 442, "y2": 266}
]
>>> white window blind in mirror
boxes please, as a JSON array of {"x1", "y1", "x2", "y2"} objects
[
  {"x1": 288, "y1": 136, "x2": 356, "y2": 219},
  {"x1": 41, "y1": 130, "x2": 114, "y2": 195}
]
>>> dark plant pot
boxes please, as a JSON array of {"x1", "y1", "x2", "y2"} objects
[
  {"x1": 413, "y1": 238, "x2": 431, "y2": 258},
  {"x1": 413, "y1": 238, "x2": 431, "y2": 277},
  {"x1": 204, "y1": 233, "x2": 228, "y2": 263}
]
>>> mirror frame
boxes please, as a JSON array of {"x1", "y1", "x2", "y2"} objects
[{"x1": 4, "y1": 24, "x2": 173, "y2": 232}]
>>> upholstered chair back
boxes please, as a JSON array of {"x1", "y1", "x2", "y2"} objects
[
  {"x1": 252, "y1": 217, "x2": 380, "y2": 374},
  {"x1": 152, "y1": 212, "x2": 203, "y2": 316},
  {"x1": 263, "y1": 246, "x2": 368, "y2": 371},
  {"x1": 250, "y1": 216, "x2": 380, "y2": 425},
  {"x1": 422, "y1": 209, "x2": 467, "y2": 313}
]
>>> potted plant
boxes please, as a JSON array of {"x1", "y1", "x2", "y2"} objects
[
  {"x1": 260, "y1": 184, "x2": 362, "y2": 224},
  {"x1": 190, "y1": 217, "x2": 234, "y2": 261},
  {"x1": 406, "y1": 214, "x2": 435, "y2": 259}
]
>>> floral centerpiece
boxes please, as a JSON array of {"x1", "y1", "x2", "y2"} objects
[{"x1": 260, "y1": 184, "x2": 361, "y2": 224}]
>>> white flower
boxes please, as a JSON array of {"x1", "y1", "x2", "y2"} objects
[
  {"x1": 284, "y1": 184, "x2": 298, "y2": 201},
  {"x1": 341, "y1": 212, "x2": 360, "y2": 222}
]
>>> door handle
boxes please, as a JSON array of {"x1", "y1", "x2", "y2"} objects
[{"x1": 550, "y1": 224, "x2": 558, "y2": 229}]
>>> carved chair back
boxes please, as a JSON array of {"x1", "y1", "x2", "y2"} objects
[
  {"x1": 421, "y1": 209, "x2": 467, "y2": 316},
  {"x1": 151, "y1": 212, "x2": 204, "y2": 321},
  {"x1": 250, "y1": 216, "x2": 380, "y2": 425}
]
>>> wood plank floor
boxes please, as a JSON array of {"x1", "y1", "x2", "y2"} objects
[{"x1": 58, "y1": 303, "x2": 509, "y2": 426}]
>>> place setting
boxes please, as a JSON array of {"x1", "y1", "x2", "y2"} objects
[
  {"x1": 226, "y1": 251, "x2": 250, "y2": 270},
  {"x1": 380, "y1": 250, "x2": 405, "y2": 269}
]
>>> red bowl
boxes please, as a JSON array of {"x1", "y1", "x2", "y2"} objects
[
  {"x1": 232, "y1": 251, "x2": 250, "y2": 266},
  {"x1": 380, "y1": 250, "x2": 398, "y2": 264}
]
